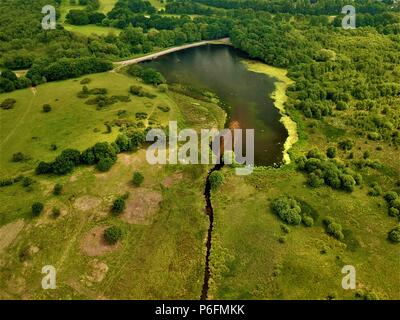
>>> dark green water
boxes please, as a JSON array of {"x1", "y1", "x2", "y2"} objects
[{"x1": 143, "y1": 44, "x2": 287, "y2": 166}]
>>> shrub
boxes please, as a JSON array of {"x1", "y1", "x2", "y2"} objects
[
  {"x1": 112, "y1": 197, "x2": 125, "y2": 214},
  {"x1": 338, "y1": 139, "x2": 354, "y2": 151},
  {"x1": 280, "y1": 224, "x2": 290, "y2": 234},
  {"x1": 132, "y1": 171, "x2": 144, "y2": 187},
  {"x1": 327, "y1": 222, "x2": 344, "y2": 240},
  {"x1": 389, "y1": 207, "x2": 399, "y2": 218},
  {"x1": 53, "y1": 183, "x2": 63, "y2": 195},
  {"x1": 36, "y1": 161, "x2": 53, "y2": 174},
  {"x1": 324, "y1": 219, "x2": 344, "y2": 240},
  {"x1": 32, "y1": 202, "x2": 44, "y2": 216},
  {"x1": 384, "y1": 191, "x2": 398, "y2": 203},
  {"x1": 308, "y1": 173, "x2": 324, "y2": 187},
  {"x1": 326, "y1": 146, "x2": 337, "y2": 158},
  {"x1": 388, "y1": 226, "x2": 400, "y2": 243},
  {"x1": 80, "y1": 78, "x2": 91, "y2": 84},
  {"x1": 52, "y1": 207, "x2": 61, "y2": 218},
  {"x1": 340, "y1": 174, "x2": 356, "y2": 192},
  {"x1": 96, "y1": 157, "x2": 114, "y2": 172},
  {"x1": 0, "y1": 98, "x2": 16, "y2": 109},
  {"x1": 42, "y1": 104, "x2": 52, "y2": 113},
  {"x1": 12, "y1": 152, "x2": 28, "y2": 162},
  {"x1": 135, "y1": 112, "x2": 148, "y2": 120},
  {"x1": 368, "y1": 183, "x2": 382, "y2": 196},
  {"x1": 22, "y1": 177, "x2": 34, "y2": 187},
  {"x1": 209, "y1": 171, "x2": 224, "y2": 190},
  {"x1": 271, "y1": 197, "x2": 302, "y2": 225},
  {"x1": 336, "y1": 101, "x2": 348, "y2": 110},
  {"x1": 303, "y1": 216, "x2": 314, "y2": 227},
  {"x1": 104, "y1": 226, "x2": 123, "y2": 245},
  {"x1": 157, "y1": 105, "x2": 170, "y2": 112}
]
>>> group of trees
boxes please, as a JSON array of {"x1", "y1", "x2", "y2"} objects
[
  {"x1": 27, "y1": 57, "x2": 113, "y2": 84},
  {"x1": 323, "y1": 217, "x2": 344, "y2": 240},
  {"x1": 384, "y1": 191, "x2": 400, "y2": 219},
  {"x1": 271, "y1": 196, "x2": 314, "y2": 227},
  {"x1": 0, "y1": 70, "x2": 31, "y2": 93},
  {"x1": 36, "y1": 130, "x2": 147, "y2": 176},
  {"x1": 192, "y1": 0, "x2": 397, "y2": 15},
  {"x1": 296, "y1": 148, "x2": 361, "y2": 192},
  {"x1": 127, "y1": 65, "x2": 166, "y2": 85}
]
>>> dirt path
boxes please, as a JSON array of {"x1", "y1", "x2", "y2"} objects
[
  {"x1": 113, "y1": 38, "x2": 230, "y2": 71},
  {"x1": 0, "y1": 88, "x2": 37, "y2": 148}
]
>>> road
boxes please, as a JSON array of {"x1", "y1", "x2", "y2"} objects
[{"x1": 113, "y1": 38, "x2": 230, "y2": 71}]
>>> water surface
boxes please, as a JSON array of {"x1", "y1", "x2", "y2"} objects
[{"x1": 143, "y1": 44, "x2": 287, "y2": 166}]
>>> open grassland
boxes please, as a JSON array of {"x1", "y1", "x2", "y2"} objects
[
  {"x1": 63, "y1": 24, "x2": 121, "y2": 36},
  {"x1": 209, "y1": 166, "x2": 400, "y2": 299},
  {"x1": 0, "y1": 67, "x2": 227, "y2": 298},
  {"x1": 60, "y1": 0, "x2": 120, "y2": 36},
  {"x1": 98, "y1": 0, "x2": 118, "y2": 14},
  {"x1": 149, "y1": 0, "x2": 166, "y2": 10},
  {"x1": 0, "y1": 72, "x2": 176, "y2": 178}
]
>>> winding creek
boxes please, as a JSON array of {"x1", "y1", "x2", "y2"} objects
[{"x1": 141, "y1": 44, "x2": 288, "y2": 299}]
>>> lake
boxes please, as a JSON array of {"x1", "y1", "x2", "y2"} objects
[{"x1": 143, "y1": 44, "x2": 288, "y2": 166}]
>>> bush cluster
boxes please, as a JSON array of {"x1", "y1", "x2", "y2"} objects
[
  {"x1": 296, "y1": 149, "x2": 360, "y2": 192},
  {"x1": 323, "y1": 217, "x2": 344, "y2": 240},
  {"x1": 36, "y1": 131, "x2": 146, "y2": 176}
]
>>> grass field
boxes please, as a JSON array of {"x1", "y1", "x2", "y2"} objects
[
  {"x1": 209, "y1": 166, "x2": 400, "y2": 299},
  {"x1": 0, "y1": 67, "x2": 227, "y2": 299},
  {"x1": 59, "y1": 0, "x2": 120, "y2": 36}
]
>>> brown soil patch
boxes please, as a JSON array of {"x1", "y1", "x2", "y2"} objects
[
  {"x1": 122, "y1": 188, "x2": 163, "y2": 224},
  {"x1": 0, "y1": 220, "x2": 25, "y2": 253},
  {"x1": 85, "y1": 259, "x2": 109, "y2": 283},
  {"x1": 162, "y1": 172, "x2": 184, "y2": 187},
  {"x1": 73, "y1": 196, "x2": 101, "y2": 212},
  {"x1": 81, "y1": 226, "x2": 119, "y2": 257}
]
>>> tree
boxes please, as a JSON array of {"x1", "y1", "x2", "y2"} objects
[
  {"x1": 0, "y1": 98, "x2": 16, "y2": 109},
  {"x1": 96, "y1": 157, "x2": 114, "y2": 172},
  {"x1": 42, "y1": 104, "x2": 52, "y2": 113},
  {"x1": 326, "y1": 221, "x2": 344, "y2": 240},
  {"x1": 388, "y1": 225, "x2": 400, "y2": 243},
  {"x1": 132, "y1": 171, "x2": 144, "y2": 187},
  {"x1": 209, "y1": 171, "x2": 224, "y2": 190},
  {"x1": 12, "y1": 152, "x2": 27, "y2": 162},
  {"x1": 326, "y1": 146, "x2": 336, "y2": 158},
  {"x1": 104, "y1": 226, "x2": 123, "y2": 245},
  {"x1": 141, "y1": 68, "x2": 166, "y2": 86},
  {"x1": 53, "y1": 183, "x2": 63, "y2": 195},
  {"x1": 271, "y1": 197, "x2": 302, "y2": 225},
  {"x1": 338, "y1": 139, "x2": 354, "y2": 151},
  {"x1": 32, "y1": 202, "x2": 44, "y2": 216},
  {"x1": 36, "y1": 161, "x2": 53, "y2": 174},
  {"x1": 112, "y1": 197, "x2": 125, "y2": 214},
  {"x1": 340, "y1": 174, "x2": 356, "y2": 192}
]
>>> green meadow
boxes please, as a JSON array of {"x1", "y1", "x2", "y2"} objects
[{"x1": 0, "y1": 67, "x2": 228, "y2": 299}]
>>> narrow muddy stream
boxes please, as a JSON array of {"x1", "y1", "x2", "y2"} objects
[{"x1": 142, "y1": 44, "x2": 286, "y2": 299}]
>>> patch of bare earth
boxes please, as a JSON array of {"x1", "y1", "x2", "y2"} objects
[
  {"x1": 0, "y1": 220, "x2": 25, "y2": 253},
  {"x1": 84, "y1": 259, "x2": 109, "y2": 284},
  {"x1": 81, "y1": 226, "x2": 119, "y2": 257},
  {"x1": 162, "y1": 172, "x2": 183, "y2": 187},
  {"x1": 122, "y1": 188, "x2": 163, "y2": 224},
  {"x1": 73, "y1": 195, "x2": 101, "y2": 212}
]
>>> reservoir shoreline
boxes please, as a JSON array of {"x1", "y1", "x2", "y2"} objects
[{"x1": 242, "y1": 60, "x2": 298, "y2": 165}]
